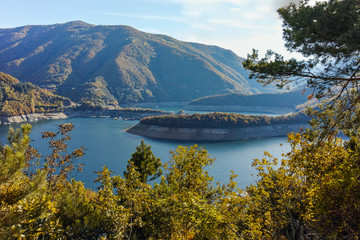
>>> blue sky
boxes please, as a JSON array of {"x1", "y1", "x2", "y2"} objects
[{"x1": 0, "y1": 0, "x2": 320, "y2": 58}]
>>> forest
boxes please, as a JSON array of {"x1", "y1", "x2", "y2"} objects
[
  {"x1": 0, "y1": 21, "x2": 260, "y2": 105},
  {"x1": 140, "y1": 112, "x2": 309, "y2": 129},
  {"x1": 1, "y1": 0, "x2": 360, "y2": 239},
  {"x1": 0, "y1": 72, "x2": 70, "y2": 117}
]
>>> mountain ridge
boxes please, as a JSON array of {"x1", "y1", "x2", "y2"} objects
[{"x1": 0, "y1": 21, "x2": 272, "y2": 106}]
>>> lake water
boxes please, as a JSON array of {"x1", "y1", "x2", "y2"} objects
[{"x1": 0, "y1": 117, "x2": 291, "y2": 190}]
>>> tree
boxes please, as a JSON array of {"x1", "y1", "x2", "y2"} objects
[
  {"x1": 41, "y1": 123, "x2": 86, "y2": 189},
  {"x1": 240, "y1": 1, "x2": 360, "y2": 238},
  {"x1": 142, "y1": 145, "x2": 242, "y2": 240},
  {"x1": 124, "y1": 139, "x2": 162, "y2": 183},
  {"x1": 54, "y1": 173, "x2": 136, "y2": 240},
  {"x1": 244, "y1": 0, "x2": 360, "y2": 95},
  {"x1": 241, "y1": 133, "x2": 360, "y2": 239},
  {"x1": 0, "y1": 123, "x2": 89, "y2": 239},
  {"x1": 0, "y1": 124, "x2": 60, "y2": 239},
  {"x1": 242, "y1": 0, "x2": 360, "y2": 138}
]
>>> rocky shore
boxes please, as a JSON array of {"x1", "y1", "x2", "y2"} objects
[
  {"x1": 0, "y1": 109, "x2": 173, "y2": 125},
  {"x1": 125, "y1": 123, "x2": 306, "y2": 141},
  {"x1": 0, "y1": 113, "x2": 69, "y2": 125}
]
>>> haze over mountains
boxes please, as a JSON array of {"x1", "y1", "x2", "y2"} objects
[{"x1": 0, "y1": 21, "x2": 272, "y2": 106}]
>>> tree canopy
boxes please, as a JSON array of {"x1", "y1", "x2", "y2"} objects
[
  {"x1": 243, "y1": 0, "x2": 360, "y2": 138},
  {"x1": 239, "y1": 2, "x2": 360, "y2": 237},
  {"x1": 124, "y1": 139, "x2": 162, "y2": 183},
  {"x1": 3, "y1": 1, "x2": 360, "y2": 239},
  {"x1": 243, "y1": 0, "x2": 360, "y2": 96}
]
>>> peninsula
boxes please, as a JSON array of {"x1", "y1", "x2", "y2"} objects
[{"x1": 125, "y1": 112, "x2": 309, "y2": 141}]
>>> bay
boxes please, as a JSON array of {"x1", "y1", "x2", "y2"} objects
[{"x1": 0, "y1": 117, "x2": 290, "y2": 190}]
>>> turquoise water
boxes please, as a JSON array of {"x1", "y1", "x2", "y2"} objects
[{"x1": 0, "y1": 118, "x2": 290, "y2": 190}]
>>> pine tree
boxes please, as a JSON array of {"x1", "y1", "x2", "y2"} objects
[
  {"x1": 124, "y1": 139, "x2": 162, "y2": 183},
  {"x1": 243, "y1": 0, "x2": 360, "y2": 139}
]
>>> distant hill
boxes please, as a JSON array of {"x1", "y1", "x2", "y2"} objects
[
  {"x1": 140, "y1": 112, "x2": 309, "y2": 129},
  {"x1": 0, "y1": 21, "x2": 272, "y2": 106},
  {"x1": 187, "y1": 90, "x2": 310, "y2": 113},
  {"x1": 126, "y1": 112, "x2": 310, "y2": 141},
  {"x1": 0, "y1": 72, "x2": 70, "y2": 116}
]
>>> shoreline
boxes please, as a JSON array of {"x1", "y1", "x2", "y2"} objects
[
  {"x1": 0, "y1": 109, "x2": 173, "y2": 125},
  {"x1": 125, "y1": 123, "x2": 307, "y2": 141},
  {"x1": 0, "y1": 113, "x2": 69, "y2": 125},
  {"x1": 1, "y1": 110, "x2": 307, "y2": 142}
]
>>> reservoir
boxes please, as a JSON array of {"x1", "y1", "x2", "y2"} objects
[{"x1": 0, "y1": 117, "x2": 291, "y2": 190}]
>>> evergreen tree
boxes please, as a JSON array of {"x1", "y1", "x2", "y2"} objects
[
  {"x1": 239, "y1": 1, "x2": 360, "y2": 238},
  {"x1": 124, "y1": 139, "x2": 162, "y2": 183},
  {"x1": 243, "y1": 0, "x2": 360, "y2": 139},
  {"x1": 243, "y1": 0, "x2": 360, "y2": 97}
]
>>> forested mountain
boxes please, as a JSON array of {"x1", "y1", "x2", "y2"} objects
[
  {"x1": 0, "y1": 21, "x2": 271, "y2": 106},
  {"x1": 0, "y1": 72, "x2": 70, "y2": 116}
]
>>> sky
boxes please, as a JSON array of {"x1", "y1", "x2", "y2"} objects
[{"x1": 0, "y1": 0, "x2": 321, "y2": 59}]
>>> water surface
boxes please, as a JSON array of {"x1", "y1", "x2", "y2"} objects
[{"x1": 0, "y1": 118, "x2": 290, "y2": 189}]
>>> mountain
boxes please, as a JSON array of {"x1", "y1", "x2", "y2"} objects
[
  {"x1": 186, "y1": 90, "x2": 310, "y2": 114},
  {"x1": 0, "y1": 72, "x2": 70, "y2": 116},
  {"x1": 0, "y1": 21, "x2": 271, "y2": 106},
  {"x1": 188, "y1": 90, "x2": 309, "y2": 108}
]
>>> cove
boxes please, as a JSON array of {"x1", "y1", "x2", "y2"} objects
[{"x1": 0, "y1": 117, "x2": 291, "y2": 190}]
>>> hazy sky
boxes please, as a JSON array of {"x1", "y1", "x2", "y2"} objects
[{"x1": 0, "y1": 0, "x2": 321, "y2": 59}]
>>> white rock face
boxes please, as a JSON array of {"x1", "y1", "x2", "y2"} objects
[{"x1": 1, "y1": 113, "x2": 68, "y2": 125}]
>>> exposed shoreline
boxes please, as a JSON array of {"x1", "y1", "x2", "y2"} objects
[
  {"x1": 0, "y1": 109, "x2": 173, "y2": 125},
  {"x1": 0, "y1": 113, "x2": 69, "y2": 125},
  {"x1": 1, "y1": 110, "x2": 307, "y2": 142},
  {"x1": 125, "y1": 123, "x2": 306, "y2": 141}
]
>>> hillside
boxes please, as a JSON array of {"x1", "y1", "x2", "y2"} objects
[
  {"x1": 126, "y1": 112, "x2": 309, "y2": 141},
  {"x1": 0, "y1": 21, "x2": 271, "y2": 106},
  {"x1": 0, "y1": 72, "x2": 70, "y2": 116},
  {"x1": 186, "y1": 90, "x2": 311, "y2": 114},
  {"x1": 188, "y1": 90, "x2": 309, "y2": 108},
  {"x1": 139, "y1": 112, "x2": 309, "y2": 129}
]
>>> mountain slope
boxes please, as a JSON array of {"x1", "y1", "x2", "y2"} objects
[
  {"x1": 188, "y1": 91, "x2": 309, "y2": 108},
  {"x1": 0, "y1": 72, "x2": 70, "y2": 116},
  {"x1": 0, "y1": 21, "x2": 270, "y2": 105}
]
